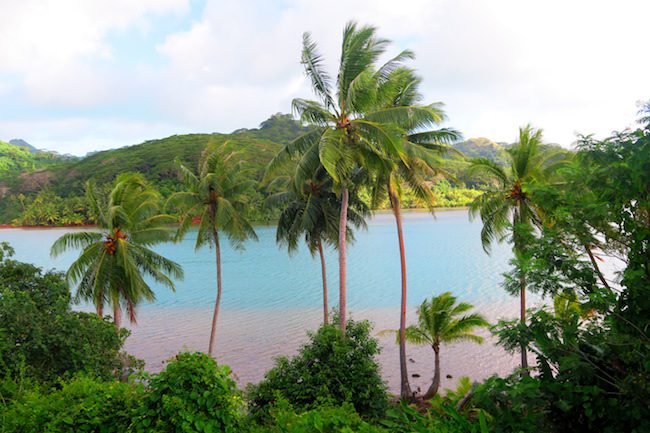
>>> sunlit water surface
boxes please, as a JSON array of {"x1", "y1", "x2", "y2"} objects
[{"x1": 1, "y1": 210, "x2": 538, "y2": 394}]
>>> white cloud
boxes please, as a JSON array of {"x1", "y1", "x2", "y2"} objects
[
  {"x1": 411, "y1": 0, "x2": 650, "y2": 143},
  {"x1": 0, "y1": 0, "x2": 189, "y2": 107},
  {"x1": 0, "y1": 0, "x2": 648, "y2": 152},
  {"x1": 154, "y1": 0, "x2": 448, "y2": 131}
]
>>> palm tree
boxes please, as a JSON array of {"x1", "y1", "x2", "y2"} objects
[
  {"x1": 469, "y1": 125, "x2": 564, "y2": 368},
  {"x1": 266, "y1": 166, "x2": 369, "y2": 324},
  {"x1": 51, "y1": 173, "x2": 183, "y2": 328},
  {"x1": 368, "y1": 67, "x2": 462, "y2": 400},
  {"x1": 169, "y1": 143, "x2": 258, "y2": 356},
  {"x1": 268, "y1": 22, "x2": 443, "y2": 334},
  {"x1": 396, "y1": 292, "x2": 488, "y2": 400}
]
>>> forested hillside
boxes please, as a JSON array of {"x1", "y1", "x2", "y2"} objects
[
  {"x1": 0, "y1": 114, "x2": 531, "y2": 226},
  {"x1": 0, "y1": 140, "x2": 74, "y2": 184}
]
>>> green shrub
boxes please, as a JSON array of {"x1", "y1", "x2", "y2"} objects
[
  {"x1": 472, "y1": 374, "x2": 552, "y2": 433},
  {"x1": 247, "y1": 319, "x2": 388, "y2": 420},
  {"x1": 132, "y1": 352, "x2": 243, "y2": 433},
  {"x1": 382, "y1": 400, "x2": 489, "y2": 433},
  {"x1": 0, "y1": 251, "x2": 130, "y2": 383},
  {"x1": 0, "y1": 376, "x2": 142, "y2": 433},
  {"x1": 248, "y1": 401, "x2": 386, "y2": 433}
]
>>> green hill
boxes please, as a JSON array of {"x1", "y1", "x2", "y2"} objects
[
  {"x1": 0, "y1": 114, "x2": 537, "y2": 226},
  {"x1": 8, "y1": 139, "x2": 39, "y2": 153},
  {"x1": 0, "y1": 140, "x2": 74, "y2": 185},
  {"x1": 0, "y1": 114, "x2": 310, "y2": 224},
  {"x1": 452, "y1": 137, "x2": 509, "y2": 165},
  {"x1": 8, "y1": 114, "x2": 309, "y2": 196}
]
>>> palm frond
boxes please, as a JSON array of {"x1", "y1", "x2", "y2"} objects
[
  {"x1": 51, "y1": 231, "x2": 103, "y2": 257},
  {"x1": 301, "y1": 32, "x2": 335, "y2": 110}
]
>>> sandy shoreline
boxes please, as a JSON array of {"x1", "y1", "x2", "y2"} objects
[{"x1": 121, "y1": 303, "x2": 525, "y2": 395}]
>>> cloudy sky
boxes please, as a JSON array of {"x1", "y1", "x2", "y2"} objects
[{"x1": 0, "y1": 0, "x2": 647, "y2": 155}]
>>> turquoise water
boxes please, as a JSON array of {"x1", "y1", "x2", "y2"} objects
[
  {"x1": 1, "y1": 210, "x2": 512, "y2": 310},
  {"x1": 0, "y1": 210, "x2": 523, "y2": 391}
]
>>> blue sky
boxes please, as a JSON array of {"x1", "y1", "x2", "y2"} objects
[{"x1": 0, "y1": 0, "x2": 648, "y2": 155}]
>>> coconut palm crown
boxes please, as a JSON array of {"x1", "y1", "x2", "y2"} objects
[
  {"x1": 168, "y1": 142, "x2": 258, "y2": 356},
  {"x1": 51, "y1": 173, "x2": 183, "y2": 328},
  {"x1": 468, "y1": 124, "x2": 566, "y2": 369},
  {"x1": 402, "y1": 292, "x2": 489, "y2": 400}
]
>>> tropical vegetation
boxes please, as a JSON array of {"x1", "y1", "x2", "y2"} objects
[
  {"x1": 365, "y1": 65, "x2": 461, "y2": 400},
  {"x1": 50, "y1": 173, "x2": 183, "y2": 328},
  {"x1": 265, "y1": 166, "x2": 369, "y2": 324},
  {"x1": 1, "y1": 20, "x2": 648, "y2": 433},
  {"x1": 385, "y1": 292, "x2": 489, "y2": 400},
  {"x1": 0, "y1": 114, "x2": 489, "y2": 226},
  {"x1": 168, "y1": 143, "x2": 258, "y2": 356},
  {"x1": 469, "y1": 125, "x2": 566, "y2": 368}
]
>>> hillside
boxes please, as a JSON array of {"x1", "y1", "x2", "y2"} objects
[
  {"x1": 7, "y1": 114, "x2": 309, "y2": 196},
  {"x1": 0, "y1": 114, "x2": 524, "y2": 226},
  {"x1": 8, "y1": 139, "x2": 39, "y2": 153},
  {"x1": 0, "y1": 114, "x2": 311, "y2": 224},
  {"x1": 0, "y1": 140, "x2": 74, "y2": 186},
  {"x1": 452, "y1": 137, "x2": 509, "y2": 165}
]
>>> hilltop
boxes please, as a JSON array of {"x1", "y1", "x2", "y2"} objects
[
  {"x1": 453, "y1": 137, "x2": 510, "y2": 165},
  {"x1": 4, "y1": 113, "x2": 308, "y2": 197},
  {"x1": 8, "y1": 139, "x2": 39, "y2": 153},
  {"x1": 0, "y1": 140, "x2": 75, "y2": 186},
  {"x1": 0, "y1": 114, "x2": 312, "y2": 224}
]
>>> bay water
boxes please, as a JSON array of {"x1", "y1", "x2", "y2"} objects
[{"x1": 1, "y1": 210, "x2": 529, "y2": 394}]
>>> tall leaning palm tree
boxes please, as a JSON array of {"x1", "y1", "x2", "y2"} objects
[
  {"x1": 169, "y1": 143, "x2": 258, "y2": 356},
  {"x1": 389, "y1": 292, "x2": 488, "y2": 400},
  {"x1": 369, "y1": 66, "x2": 462, "y2": 400},
  {"x1": 266, "y1": 166, "x2": 369, "y2": 324},
  {"x1": 51, "y1": 173, "x2": 183, "y2": 328},
  {"x1": 469, "y1": 125, "x2": 564, "y2": 369},
  {"x1": 268, "y1": 22, "x2": 443, "y2": 334}
]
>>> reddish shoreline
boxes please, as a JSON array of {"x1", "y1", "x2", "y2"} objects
[
  {"x1": 0, "y1": 208, "x2": 470, "y2": 230},
  {"x1": 0, "y1": 224, "x2": 97, "y2": 229}
]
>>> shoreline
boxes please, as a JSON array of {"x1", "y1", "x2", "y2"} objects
[
  {"x1": 0, "y1": 223, "x2": 97, "y2": 230},
  {"x1": 0, "y1": 206, "x2": 470, "y2": 229}
]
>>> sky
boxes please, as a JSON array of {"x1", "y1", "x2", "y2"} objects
[{"x1": 0, "y1": 0, "x2": 648, "y2": 156}]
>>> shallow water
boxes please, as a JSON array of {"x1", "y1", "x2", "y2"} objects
[{"x1": 1, "y1": 210, "x2": 532, "y2": 393}]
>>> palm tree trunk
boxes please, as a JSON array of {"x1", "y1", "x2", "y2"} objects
[
  {"x1": 514, "y1": 206, "x2": 528, "y2": 370},
  {"x1": 338, "y1": 187, "x2": 349, "y2": 335},
  {"x1": 519, "y1": 272, "x2": 528, "y2": 370},
  {"x1": 389, "y1": 188, "x2": 412, "y2": 400},
  {"x1": 208, "y1": 227, "x2": 222, "y2": 357},
  {"x1": 423, "y1": 344, "x2": 441, "y2": 400},
  {"x1": 113, "y1": 302, "x2": 122, "y2": 329},
  {"x1": 96, "y1": 288, "x2": 104, "y2": 317},
  {"x1": 317, "y1": 238, "x2": 329, "y2": 325},
  {"x1": 582, "y1": 241, "x2": 611, "y2": 291}
]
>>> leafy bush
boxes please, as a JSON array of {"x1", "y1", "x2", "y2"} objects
[
  {"x1": 132, "y1": 352, "x2": 243, "y2": 433},
  {"x1": 247, "y1": 401, "x2": 386, "y2": 433},
  {"x1": 472, "y1": 374, "x2": 552, "y2": 433},
  {"x1": 247, "y1": 319, "x2": 388, "y2": 420},
  {"x1": 382, "y1": 400, "x2": 489, "y2": 433},
  {"x1": 0, "y1": 376, "x2": 142, "y2": 433},
  {"x1": 0, "y1": 249, "x2": 130, "y2": 383}
]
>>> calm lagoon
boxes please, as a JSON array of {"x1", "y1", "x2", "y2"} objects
[{"x1": 1, "y1": 209, "x2": 530, "y2": 393}]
